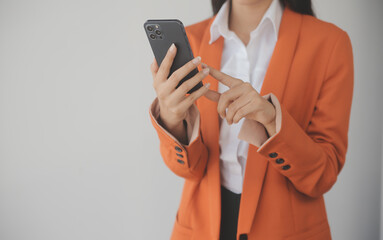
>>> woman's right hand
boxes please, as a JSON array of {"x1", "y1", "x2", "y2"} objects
[{"x1": 150, "y1": 43, "x2": 211, "y2": 131}]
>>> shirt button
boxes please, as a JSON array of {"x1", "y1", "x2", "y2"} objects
[
  {"x1": 177, "y1": 159, "x2": 185, "y2": 164},
  {"x1": 175, "y1": 146, "x2": 182, "y2": 152},
  {"x1": 239, "y1": 234, "x2": 248, "y2": 240},
  {"x1": 275, "y1": 158, "x2": 284, "y2": 164},
  {"x1": 282, "y1": 164, "x2": 291, "y2": 170},
  {"x1": 269, "y1": 152, "x2": 278, "y2": 158}
]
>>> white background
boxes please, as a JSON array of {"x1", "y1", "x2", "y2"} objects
[{"x1": 0, "y1": 0, "x2": 382, "y2": 239}]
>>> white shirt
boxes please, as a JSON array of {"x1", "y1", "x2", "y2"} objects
[{"x1": 209, "y1": 0, "x2": 284, "y2": 194}]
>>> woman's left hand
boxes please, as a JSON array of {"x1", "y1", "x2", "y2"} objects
[{"x1": 201, "y1": 63, "x2": 277, "y2": 136}]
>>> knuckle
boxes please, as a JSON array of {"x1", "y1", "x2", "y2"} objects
[
  {"x1": 188, "y1": 94, "x2": 197, "y2": 103},
  {"x1": 186, "y1": 80, "x2": 196, "y2": 89},
  {"x1": 179, "y1": 82, "x2": 190, "y2": 93},
  {"x1": 227, "y1": 103, "x2": 233, "y2": 112},
  {"x1": 171, "y1": 106, "x2": 185, "y2": 118},
  {"x1": 221, "y1": 92, "x2": 227, "y2": 101},
  {"x1": 237, "y1": 108, "x2": 244, "y2": 117},
  {"x1": 192, "y1": 88, "x2": 204, "y2": 100},
  {"x1": 229, "y1": 110, "x2": 236, "y2": 118},
  {"x1": 190, "y1": 87, "x2": 205, "y2": 101},
  {"x1": 252, "y1": 95, "x2": 261, "y2": 104},
  {"x1": 229, "y1": 103, "x2": 237, "y2": 113},
  {"x1": 171, "y1": 106, "x2": 180, "y2": 114},
  {"x1": 162, "y1": 97, "x2": 170, "y2": 106},
  {"x1": 187, "y1": 60, "x2": 196, "y2": 69},
  {"x1": 157, "y1": 89, "x2": 166, "y2": 99},
  {"x1": 246, "y1": 91, "x2": 255, "y2": 101},
  {"x1": 170, "y1": 71, "x2": 179, "y2": 81},
  {"x1": 244, "y1": 82, "x2": 252, "y2": 88},
  {"x1": 250, "y1": 90, "x2": 258, "y2": 97},
  {"x1": 153, "y1": 77, "x2": 162, "y2": 86},
  {"x1": 190, "y1": 72, "x2": 202, "y2": 83}
]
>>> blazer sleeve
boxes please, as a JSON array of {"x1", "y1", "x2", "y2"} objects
[
  {"x1": 238, "y1": 30, "x2": 354, "y2": 198},
  {"x1": 149, "y1": 97, "x2": 209, "y2": 182}
]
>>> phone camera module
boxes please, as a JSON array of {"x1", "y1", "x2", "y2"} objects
[
  {"x1": 149, "y1": 33, "x2": 156, "y2": 39},
  {"x1": 155, "y1": 30, "x2": 161, "y2": 35},
  {"x1": 146, "y1": 25, "x2": 154, "y2": 32}
]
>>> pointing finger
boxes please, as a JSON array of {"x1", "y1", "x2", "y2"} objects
[
  {"x1": 201, "y1": 63, "x2": 242, "y2": 88},
  {"x1": 203, "y1": 89, "x2": 220, "y2": 102}
]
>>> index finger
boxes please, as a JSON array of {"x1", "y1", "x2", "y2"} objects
[
  {"x1": 201, "y1": 63, "x2": 242, "y2": 88},
  {"x1": 203, "y1": 89, "x2": 220, "y2": 102},
  {"x1": 156, "y1": 43, "x2": 177, "y2": 82}
]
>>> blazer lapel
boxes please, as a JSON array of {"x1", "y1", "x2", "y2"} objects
[
  {"x1": 237, "y1": 7, "x2": 302, "y2": 235},
  {"x1": 196, "y1": 6, "x2": 302, "y2": 239}
]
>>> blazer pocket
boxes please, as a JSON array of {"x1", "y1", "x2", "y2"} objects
[
  {"x1": 170, "y1": 212, "x2": 194, "y2": 240},
  {"x1": 284, "y1": 220, "x2": 331, "y2": 240}
]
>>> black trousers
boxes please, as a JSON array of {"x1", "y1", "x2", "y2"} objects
[{"x1": 219, "y1": 185, "x2": 242, "y2": 240}]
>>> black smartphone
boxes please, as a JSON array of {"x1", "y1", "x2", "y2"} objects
[{"x1": 143, "y1": 19, "x2": 203, "y2": 94}]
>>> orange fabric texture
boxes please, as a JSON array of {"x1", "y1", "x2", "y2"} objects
[{"x1": 148, "y1": 6, "x2": 353, "y2": 240}]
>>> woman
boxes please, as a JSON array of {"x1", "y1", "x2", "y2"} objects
[{"x1": 148, "y1": 0, "x2": 354, "y2": 239}]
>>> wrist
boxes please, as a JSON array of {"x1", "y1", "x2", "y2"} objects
[
  {"x1": 264, "y1": 119, "x2": 276, "y2": 137},
  {"x1": 261, "y1": 100, "x2": 277, "y2": 136},
  {"x1": 158, "y1": 115, "x2": 182, "y2": 131}
]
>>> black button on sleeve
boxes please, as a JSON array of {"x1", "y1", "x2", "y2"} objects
[
  {"x1": 269, "y1": 152, "x2": 278, "y2": 158},
  {"x1": 282, "y1": 164, "x2": 291, "y2": 170},
  {"x1": 275, "y1": 158, "x2": 284, "y2": 164},
  {"x1": 239, "y1": 234, "x2": 248, "y2": 240},
  {"x1": 176, "y1": 153, "x2": 183, "y2": 158},
  {"x1": 177, "y1": 159, "x2": 185, "y2": 164},
  {"x1": 175, "y1": 146, "x2": 183, "y2": 152}
]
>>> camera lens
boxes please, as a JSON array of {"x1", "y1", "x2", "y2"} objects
[
  {"x1": 149, "y1": 34, "x2": 156, "y2": 39},
  {"x1": 146, "y1": 25, "x2": 154, "y2": 31},
  {"x1": 155, "y1": 30, "x2": 161, "y2": 35}
]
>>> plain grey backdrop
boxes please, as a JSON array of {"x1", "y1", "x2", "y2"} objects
[{"x1": 0, "y1": 0, "x2": 382, "y2": 239}]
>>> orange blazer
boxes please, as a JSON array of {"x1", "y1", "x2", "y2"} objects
[{"x1": 148, "y1": 6, "x2": 354, "y2": 240}]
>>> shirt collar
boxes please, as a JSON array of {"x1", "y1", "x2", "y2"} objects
[{"x1": 209, "y1": 0, "x2": 284, "y2": 44}]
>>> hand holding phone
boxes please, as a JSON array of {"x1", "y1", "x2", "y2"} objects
[
  {"x1": 144, "y1": 19, "x2": 204, "y2": 94},
  {"x1": 145, "y1": 19, "x2": 211, "y2": 137},
  {"x1": 150, "y1": 42, "x2": 210, "y2": 133}
]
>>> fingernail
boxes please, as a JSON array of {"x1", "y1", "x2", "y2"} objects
[
  {"x1": 205, "y1": 83, "x2": 210, "y2": 89},
  {"x1": 192, "y1": 56, "x2": 201, "y2": 64},
  {"x1": 202, "y1": 68, "x2": 210, "y2": 74},
  {"x1": 169, "y1": 43, "x2": 175, "y2": 52}
]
